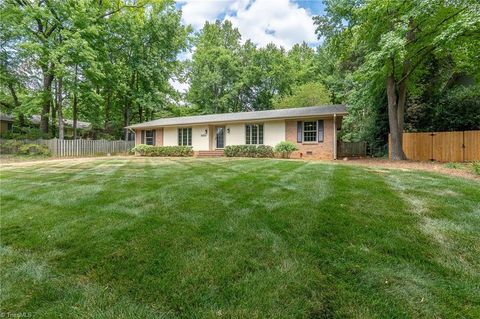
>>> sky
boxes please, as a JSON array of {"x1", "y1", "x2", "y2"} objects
[{"x1": 171, "y1": 0, "x2": 325, "y2": 93}]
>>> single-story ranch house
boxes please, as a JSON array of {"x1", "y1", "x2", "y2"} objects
[{"x1": 127, "y1": 105, "x2": 347, "y2": 159}]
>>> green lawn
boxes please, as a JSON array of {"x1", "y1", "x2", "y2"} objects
[{"x1": 1, "y1": 158, "x2": 479, "y2": 318}]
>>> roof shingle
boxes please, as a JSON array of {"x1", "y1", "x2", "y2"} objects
[{"x1": 127, "y1": 105, "x2": 347, "y2": 129}]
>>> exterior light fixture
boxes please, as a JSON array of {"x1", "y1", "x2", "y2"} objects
[
  {"x1": 227, "y1": 128, "x2": 230, "y2": 133},
  {"x1": 204, "y1": 129, "x2": 208, "y2": 134}
]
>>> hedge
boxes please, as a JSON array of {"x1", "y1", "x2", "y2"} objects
[
  {"x1": 224, "y1": 145, "x2": 274, "y2": 158},
  {"x1": 131, "y1": 144, "x2": 193, "y2": 157},
  {"x1": 0, "y1": 140, "x2": 51, "y2": 156}
]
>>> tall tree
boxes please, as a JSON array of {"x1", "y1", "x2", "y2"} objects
[{"x1": 314, "y1": 0, "x2": 480, "y2": 160}]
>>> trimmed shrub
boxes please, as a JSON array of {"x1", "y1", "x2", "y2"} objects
[
  {"x1": 274, "y1": 141, "x2": 299, "y2": 158},
  {"x1": 18, "y1": 144, "x2": 51, "y2": 156},
  {"x1": 131, "y1": 144, "x2": 154, "y2": 156},
  {"x1": 224, "y1": 145, "x2": 274, "y2": 158},
  {"x1": 132, "y1": 144, "x2": 193, "y2": 157}
]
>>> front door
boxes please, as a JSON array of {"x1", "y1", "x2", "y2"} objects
[{"x1": 215, "y1": 126, "x2": 225, "y2": 149}]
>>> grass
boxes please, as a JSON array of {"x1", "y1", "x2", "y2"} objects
[
  {"x1": 1, "y1": 158, "x2": 479, "y2": 318},
  {"x1": 443, "y1": 161, "x2": 480, "y2": 176}
]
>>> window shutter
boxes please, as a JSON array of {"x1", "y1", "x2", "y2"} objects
[
  {"x1": 297, "y1": 122, "x2": 302, "y2": 143},
  {"x1": 152, "y1": 130, "x2": 156, "y2": 146},
  {"x1": 141, "y1": 130, "x2": 145, "y2": 144},
  {"x1": 318, "y1": 120, "x2": 324, "y2": 142}
]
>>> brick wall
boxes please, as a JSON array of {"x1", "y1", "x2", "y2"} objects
[
  {"x1": 135, "y1": 129, "x2": 142, "y2": 145},
  {"x1": 134, "y1": 128, "x2": 163, "y2": 146},
  {"x1": 285, "y1": 119, "x2": 335, "y2": 159},
  {"x1": 155, "y1": 128, "x2": 163, "y2": 146}
]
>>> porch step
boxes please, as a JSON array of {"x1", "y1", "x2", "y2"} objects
[{"x1": 197, "y1": 150, "x2": 225, "y2": 157}]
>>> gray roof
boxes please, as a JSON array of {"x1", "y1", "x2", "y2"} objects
[
  {"x1": 0, "y1": 113, "x2": 91, "y2": 129},
  {"x1": 127, "y1": 105, "x2": 347, "y2": 129},
  {"x1": 29, "y1": 115, "x2": 91, "y2": 129},
  {"x1": 0, "y1": 113, "x2": 14, "y2": 122}
]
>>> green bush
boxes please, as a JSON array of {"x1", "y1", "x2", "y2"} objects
[
  {"x1": 18, "y1": 144, "x2": 51, "y2": 156},
  {"x1": 224, "y1": 145, "x2": 274, "y2": 158},
  {"x1": 131, "y1": 144, "x2": 193, "y2": 157},
  {"x1": 0, "y1": 140, "x2": 24, "y2": 154},
  {"x1": 274, "y1": 141, "x2": 299, "y2": 158},
  {"x1": 131, "y1": 144, "x2": 154, "y2": 156},
  {"x1": 472, "y1": 161, "x2": 480, "y2": 176}
]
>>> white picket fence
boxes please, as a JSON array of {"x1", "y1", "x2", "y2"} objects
[{"x1": 1, "y1": 138, "x2": 135, "y2": 157}]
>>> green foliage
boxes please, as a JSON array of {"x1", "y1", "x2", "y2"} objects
[
  {"x1": 224, "y1": 145, "x2": 274, "y2": 158},
  {"x1": 132, "y1": 144, "x2": 193, "y2": 157},
  {"x1": 0, "y1": 127, "x2": 52, "y2": 140},
  {"x1": 273, "y1": 82, "x2": 331, "y2": 109},
  {"x1": 18, "y1": 144, "x2": 51, "y2": 156},
  {"x1": 0, "y1": 140, "x2": 51, "y2": 156},
  {"x1": 0, "y1": 140, "x2": 24, "y2": 154},
  {"x1": 314, "y1": 0, "x2": 480, "y2": 149},
  {"x1": 274, "y1": 141, "x2": 299, "y2": 158},
  {"x1": 472, "y1": 162, "x2": 480, "y2": 176},
  {"x1": 1, "y1": 0, "x2": 189, "y2": 138}
]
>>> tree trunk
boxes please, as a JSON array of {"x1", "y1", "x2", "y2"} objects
[
  {"x1": 386, "y1": 74, "x2": 407, "y2": 160},
  {"x1": 41, "y1": 64, "x2": 54, "y2": 134},
  {"x1": 73, "y1": 64, "x2": 78, "y2": 139},
  {"x1": 7, "y1": 82, "x2": 25, "y2": 127},
  {"x1": 105, "y1": 91, "x2": 111, "y2": 132},
  {"x1": 57, "y1": 77, "x2": 64, "y2": 140},
  {"x1": 124, "y1": 97, "x2": 130, "y2": 141}
]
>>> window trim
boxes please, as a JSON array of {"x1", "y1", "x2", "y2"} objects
[
  {"x1": 178, "y1": 127, "x2": 192, "y2": 146},
  {"x1": 303, "y1": 121, "x2": 317, "y2": 143},
  {"x1": 245, "y1": 123, "x2": 264, "y2": 145},
  {"x1": 145, "y1": 130, "x2": 155, "y2": 145}
]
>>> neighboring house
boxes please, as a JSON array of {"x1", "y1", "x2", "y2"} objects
[
  {"x1": 0, "y1": 114, "x2": 14, "y2": 133},
  {"x1": 29, "y1": 115, "x2": 91, "y2": 136},
  {"x1": 0, "y1": 113, "x2": 91, "y2": 136},
  {"x1": 127, "y1": 105, "x2": 347, "y2": 159}
]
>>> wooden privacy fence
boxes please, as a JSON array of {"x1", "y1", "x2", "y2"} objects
[
  {"x1": 0, "y1": 139, "x2": 135, "y2": 157},
  {"x1": 389, "y1": 130, "x2": 480, "y2": 162},
  {"x1": 337, "y1": 141, "x2": 367, "y2": 157}
]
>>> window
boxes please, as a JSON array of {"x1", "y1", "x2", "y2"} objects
[
  {"x1": 303, "y1": 121, "x2": 317, "y2": 142},
  {"x1": 145, "y1": 130, "x2": 155, "y2": 145},
  {"x1": 178, "y1": 128, "x2": 192, "y2": 146},
  {"x1": 245, "y1": 124, "x2": 263, "y2": 144}
]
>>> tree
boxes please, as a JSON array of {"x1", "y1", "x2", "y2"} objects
[
  {"x1": 273, "y1": 82, "x2": 331, "y2": 109},
  {"x1": 187, "y1": 20, "x2": 243, "y2": 113},
  {"x1": 314, "y1": 0, "x2": 480, "y2": 160}
]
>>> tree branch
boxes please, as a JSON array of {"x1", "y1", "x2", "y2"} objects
[{"x1": 96, "y1": 5, "x2": 145, "y2": 21}]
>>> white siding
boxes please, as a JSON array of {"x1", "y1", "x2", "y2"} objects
[
  {"x1": 163, "y1": 127, "x2": 177, "y2": 146},
  {"x1": 163, "y1": 125, "x2": 209, "y2": 151},
  {"x1": 225, "y1": 123, "x2": 245, "y2": 146},
  {"x1": 264, "y1": 120, "x2": 285, "y2": 147},
  {"x1": 161, "y1": 120, "x2": 286, "y2": 150},
  {"x1": 192, "y1": 125, "x2": 209, "y2": 151}
]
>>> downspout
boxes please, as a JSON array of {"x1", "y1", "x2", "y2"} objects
[{"x1": 333, "y1": 114, "x2": 337, "y2": 160}]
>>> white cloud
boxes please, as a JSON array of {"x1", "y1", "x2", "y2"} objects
[
  {"x1": 178, "y1": 0, "x2": 318, "y2": 49},
  {"x1": 178, "y1": 0, "x2": 232, "y2": 29},
  {"x1": 169, "y1": 78, "x2": 189, "y2": 93},
  {"x1": 226, "y1": 0, "x2": 318, "y2": 49}
]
